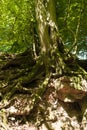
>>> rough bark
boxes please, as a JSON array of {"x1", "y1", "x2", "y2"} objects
[{"x1": 35, "y1": 0, "x2": 67, "y2": 76}]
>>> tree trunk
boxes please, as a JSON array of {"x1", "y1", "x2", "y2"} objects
[
  {"x1": 35, "y1": 0, "x2": 58, "y2": 51},
  {"x1": 35, "y1": 0, "x2": 66, "y2": 74}
]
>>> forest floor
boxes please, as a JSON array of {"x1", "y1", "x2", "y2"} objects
[{"x1": 0, "y1": 52, "x2": 87, "y2": 130}]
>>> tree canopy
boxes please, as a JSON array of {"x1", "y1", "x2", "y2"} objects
[{"x1": 0, "y1": 0, "x2": 87, "y2": 58}]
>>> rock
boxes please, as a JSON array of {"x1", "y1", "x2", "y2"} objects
[{"x1": 54, "y1": 76, "x2": 87, "y2": 102}]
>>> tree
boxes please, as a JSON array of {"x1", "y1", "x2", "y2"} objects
[
  {"x1": 33, "y1": 0, "x2": 87, "y2": 102},
  {"x1": 0, "y1": 0, "x2": 87, "y2": 129}
]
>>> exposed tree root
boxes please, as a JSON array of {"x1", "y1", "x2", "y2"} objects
[
  {"x1": 0, "y1": 52, "x2": 87, "y2": 129},
  {"x1": 29, "y1": 73, "x2": 51, "y2": 111}
]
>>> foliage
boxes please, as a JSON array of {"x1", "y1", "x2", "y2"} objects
[
  {"x1": 56, "y1": 0, "x2": 87, "y2": 59},
  {"x1": 0, "y1": 0, "x2": 36, "y2": 53},
  {"x1": 0, "y1": 0, "x2": 87, "y2": 58}
]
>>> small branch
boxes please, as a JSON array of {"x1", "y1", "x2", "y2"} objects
[
  {"x1": 67, "y1": 4, "x2": 84, "y2": 55},
  {"x1": 67, "y1": 17, "x2": 81, "y2": 55}
]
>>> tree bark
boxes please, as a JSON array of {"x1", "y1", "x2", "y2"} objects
[
  {"x1": 35, "y1": 0, "x2": 57, "y2": 53},
  {"x1": 35, "y1": 0, "x2": 65, "y2": 74}
]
